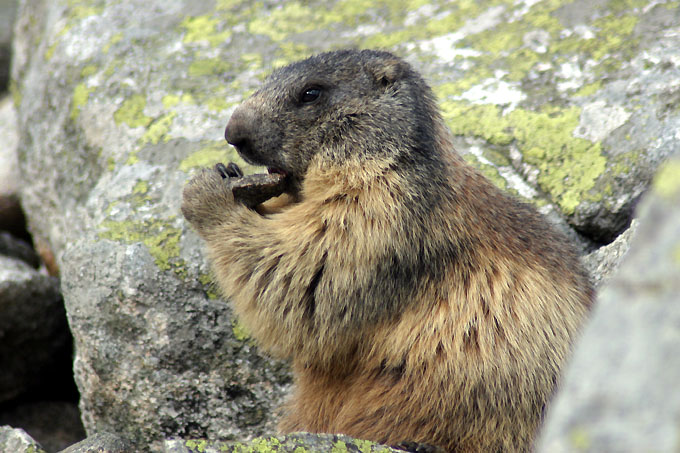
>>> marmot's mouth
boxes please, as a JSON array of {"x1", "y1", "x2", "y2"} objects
[{"x1": 267, "y1": 167, "x2": 289, "y2": 177}]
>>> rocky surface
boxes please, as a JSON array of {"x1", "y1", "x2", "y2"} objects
[
  {"x1": 163, "y1": 433, "x2": 406, "y2": 453},
  {"x1": 537, "y1": 152, "x2": 680, "y2": 452},
  {"x1": 59, "y1": 431, "x2": 134, "y2": 453},
  {"x1": 4, "y1": 0, "x2": 679, "y2": 451},
  {"x1": 0, "y1": 425, "x2": 45, "y2": 453},
  {"x1": 0, "y1": 97, "x2": 19, "y2": 197}
]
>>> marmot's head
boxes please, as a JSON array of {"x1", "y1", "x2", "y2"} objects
[{"x1": 224, "y1": 49, "x2": 441, "y2": 194}]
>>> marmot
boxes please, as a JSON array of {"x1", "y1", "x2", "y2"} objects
[{"x1": 181, "y1": 49, "x2": 593, "y2": 452}]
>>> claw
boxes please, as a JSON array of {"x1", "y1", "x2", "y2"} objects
[{"x1": 215, "y1": 162, "x2": 241, "y2": 179}]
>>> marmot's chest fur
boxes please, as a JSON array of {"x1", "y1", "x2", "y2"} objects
[{"x1": 182, "y1": 49, "x2": 593, "y2": 452}]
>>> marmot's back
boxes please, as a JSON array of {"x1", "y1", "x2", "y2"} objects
[{"x1": 183, "y1": 49, "x2": 594, "y2": 452}]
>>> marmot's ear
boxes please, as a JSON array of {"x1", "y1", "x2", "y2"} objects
[{"x1": 365, "y1": 57, "x2": 409, "y2": 86}]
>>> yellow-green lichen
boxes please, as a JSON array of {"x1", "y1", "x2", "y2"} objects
[
  {"x1": 331, "y1": 440, "x2": 349, "y2": 453},
  {"x1": 71, "y1": 82, "x2": 94, "y2": 121},
  {"x1": 185, "y1": 439, "x2": 208, "y2": 452},
  {"x1": 248, "y1": 436, "x2": 282, "y2": 452},
  {"x1": 132, "y1": 180, "x2": 149, "y2": 195},
  {"x1": 24, "y1": 446, "x2": 46, "y2": 453},
  {"x1": 206, "y1": 96, "x2": 234, "y2": 112},
  {"x1": 232, "y1": 319, "x2": 252, "y2": 343},
  {"x1": 45, "y1": 41, "x2": 58, "y2": 61},
  {"x1": 163, "y1": 93, "x2": 195, "y2": 108},
  {"x1": 99, "y1": 219, "x2": 182, "y2": 272},
  {"x1": 188, "y1": 58, "x2": 233, "y2": 77},
  {"x1": 355, "y1": 439, "x2": 378, "y2": 453},
  {"x1": 66, "y1": 0, "x2": 104, "y2": 21},
  {"x1": 435, "y1": 71, "x2": 494, "y2": 99},
  {"x1": 103, "y1": 57, "x2": 124, "y2": 78},
  {"x1": 463, "y1": 154, "x2": 508, "y2": 191},
  {"x1": 114, "y1": 94, "x2": 153, "y2": 128},
  {"x1": 126, "y1": 151, "x2": 139, "y2": 165},
  {"x1": 162, "y1": 94, "x2": 180, "y2": 109},
  {"x1": 362, "y1": 0, "x2": 495, "y2": 49},
  {"x1": 672, "y1": 243, "x2": 680, "y2": 266},
  {"x1": 141, "y1": 112, "x2": 177, "y2": 145},
  {"x1": 552, "y1": 12, "x2": 640, "y2": 73},
  {"x1": 181, "y1": 15, "x2": 232, "y2": 46},
  {"x1": 440, "y1": 102, "x2": 514, "y2": 146},
  {"x1": 103, "y1": 32, "x2": 123, "y2": 53},
  {"x1": 653, "y1": 160, "x2": 680, "y2": 200},
  {"x1": 217, "y1": 0, "x2": 244, "y2": 10},
  {"x1": 272, "y1": 42, "x2": 312, "y2": 69},
  {"x1": 249, "y1": 3, "x2": 319, "y2": 42},
  {"x1": 199, "y1": 273, "x2": 219, "y2": 300},
  {"x1": 9, "y1": 79, "x2": 21, "y2": 107},
  {"x1": 573, "y1": 81, "x2": 603, "y2": 98},
  {"x1": 509, "y1": 106, "x2": 605, "y2": 214},
  {"x1": 440, "y1": 101, "x2": 605, "y2": 214},
  {"x1": 179, "y1": 142, "x2": 249, "y2": 173},
  {"x1": 569, "y1": 426, "x2": 591, "y2": 450},
  {"x1": 81, "y1": 64, "x2": 99, "y2": 77}
]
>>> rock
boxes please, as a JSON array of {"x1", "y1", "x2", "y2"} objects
[
  {"x1": 162, "y1": 433, "x2": 404, "y2": 453},
  {"x1": 10, "y1": 0, "x2": 680, "y2": 450},
  {"x1": 0, "y1": 256, "x2": 70, "y2": 403},
  {"x1": 582, "y1": 218, "x2": 638, "y2": 288},
  {"x1": 0, "y1": 425, "x2": 45, "y2": 453},
  {"x1": 0, "y1": 97, "x2": 20, "y2": 197},
  {"x1": 59, "y1": 432, "x2": 135, "y2": 453},
  {"x1": 537, "y1": 152, "x2": 680, "y2": 452}
]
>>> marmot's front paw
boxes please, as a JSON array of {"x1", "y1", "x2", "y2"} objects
[{"x1": 181, "y1": 167, "x2": 235, "y2": 235}]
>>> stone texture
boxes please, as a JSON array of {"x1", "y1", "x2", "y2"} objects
[
  {"x1": 0, "y1": 255, "x2": 70, "y2": 403},
  {"x1": 537, "y1": 152, "x2": 680, "y2": 452},
  {"x1": 59, "y1": 432, "x2": 135, "y2": 453},
  {"x1": 9, "y1": 0, "x2": 680, "y2": 451},
  {"x1": 162, "y1": 433, "x2": 404, "y2": 453},
  {"x1": 0, "y1": 97, "x2": 19, "y2": 196},
  {"x1": 0, "y1": 425, "x2": 45, "y2": 453},
  {"x1": 582, "y1": 218, "x2": 638, "y2": 288}
]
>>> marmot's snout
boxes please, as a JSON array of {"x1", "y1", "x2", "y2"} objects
[{"x1": 225, "y1": 105, "x2": 256, "y2": 155}]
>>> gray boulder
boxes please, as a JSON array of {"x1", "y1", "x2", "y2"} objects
[
  {"x1": 0, "y1": 425, "x2": 45, "y2": 453},
  {"x1": 537, "y1": 152, "x2": 680, "y2": 451},
  {"x1": 59, "y1": 432, "x2": 134, "y2": 453},
  {"x1": 10, "y1": 0, "x2": 680, "y2": 450}
]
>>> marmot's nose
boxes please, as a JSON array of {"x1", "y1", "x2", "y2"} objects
[{"x1": 225, "y1": 105, "x2": 255, "y2": 150}]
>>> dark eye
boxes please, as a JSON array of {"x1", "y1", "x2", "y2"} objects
[{"x1": 300, "y1": 87, "x2": 322, "y2": 104}]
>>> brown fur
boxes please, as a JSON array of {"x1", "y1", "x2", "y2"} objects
[{"x1": 181, "y1": 49, "x2": 593, "y2": 452}]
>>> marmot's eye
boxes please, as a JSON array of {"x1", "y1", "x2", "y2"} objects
[{"x1": 300, "y1": 87, "x2": 322, "y2": 103}]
